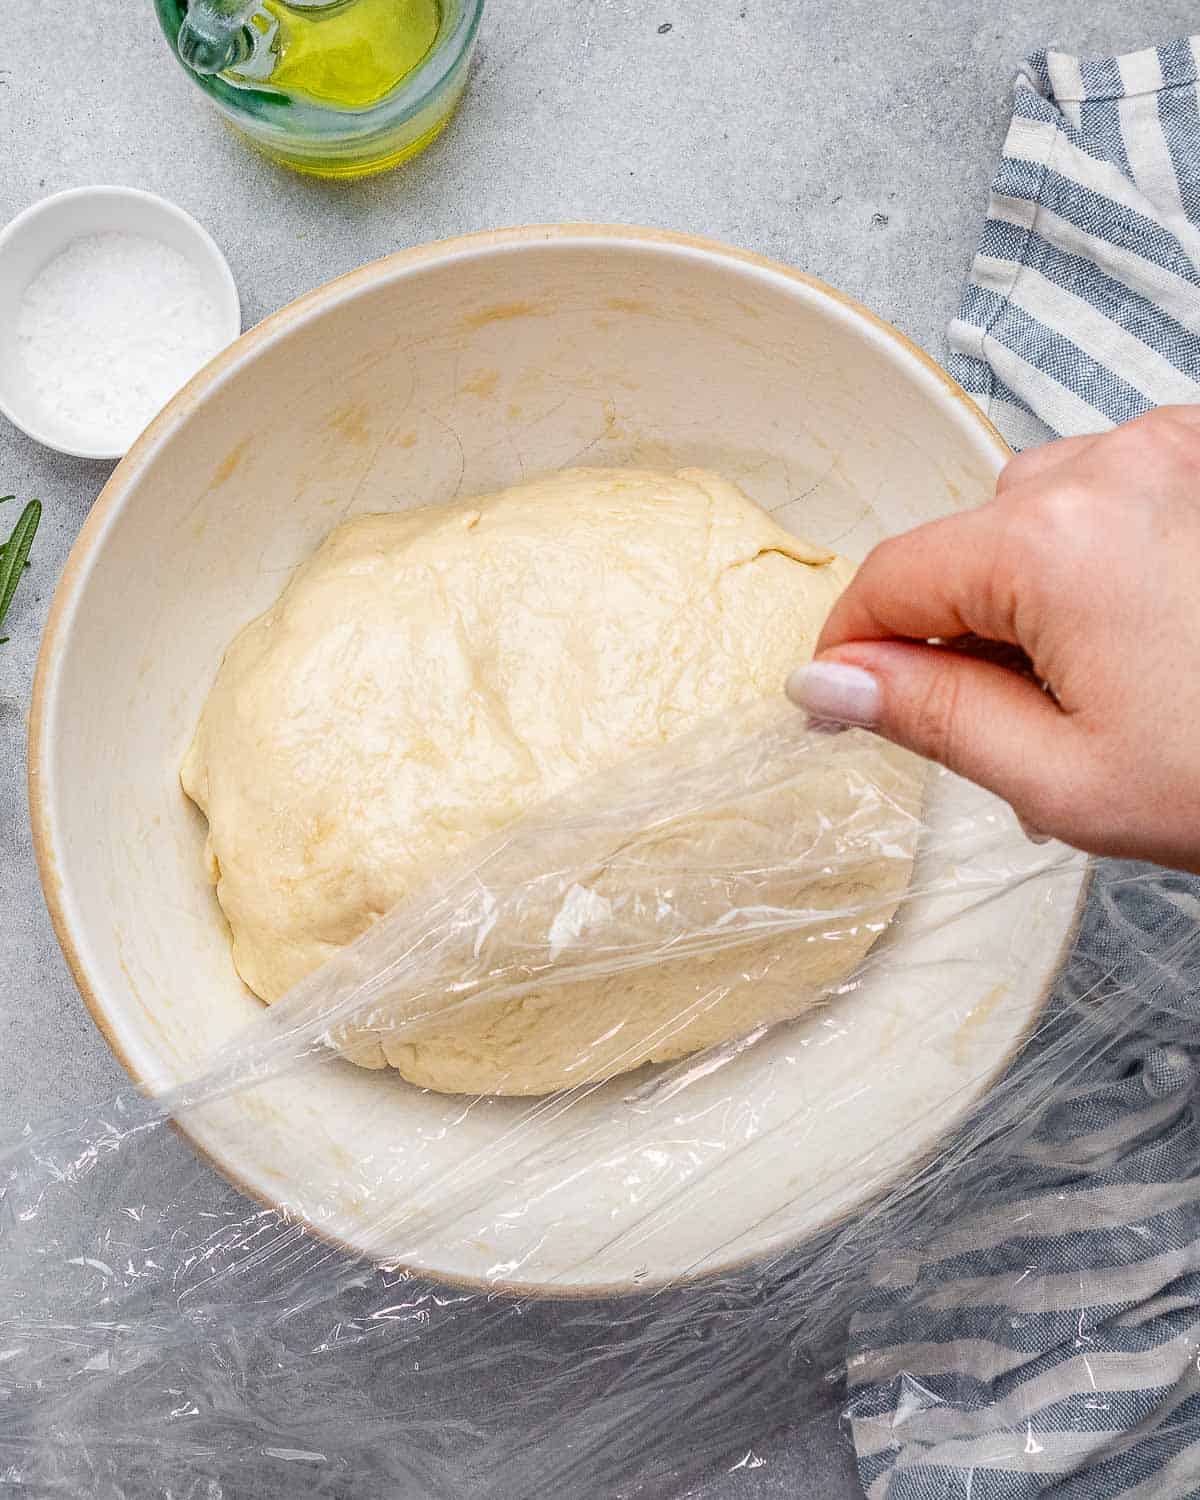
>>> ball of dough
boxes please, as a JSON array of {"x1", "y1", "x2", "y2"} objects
[{"x1": 182, "y1": 467, "x2": 921, "y2": 1094}]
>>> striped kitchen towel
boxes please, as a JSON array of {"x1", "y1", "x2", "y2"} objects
[
  {"x1": 847, "y1": 866, "x2": 1200, "y2": 1499},
  {"x1": 847, "y1": 39, "x2": 1200, "y2": 1500},
  {"x1": 948, "y1": 39, "x2": 1200, "y2": 451}
]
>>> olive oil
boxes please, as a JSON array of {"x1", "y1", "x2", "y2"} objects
[
  {"x1": 162, "y1": 0, "x2": 476, "y2": 178},
  {"x1": 232, "y1": 0, "x2": 442, "y2": 110}
]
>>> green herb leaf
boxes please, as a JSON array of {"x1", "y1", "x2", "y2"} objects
[{"x1": 0, "y1": 499, "x2": 41, "y2": 639}]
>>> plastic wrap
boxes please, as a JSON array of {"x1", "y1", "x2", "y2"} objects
[{"x1": 5, "y1": 699, "x2": 1200, "y2": 1498}]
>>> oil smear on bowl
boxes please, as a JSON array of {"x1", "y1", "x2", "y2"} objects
[{"x1": 15, "y1": 233, "x2": 227, "y2": 456}]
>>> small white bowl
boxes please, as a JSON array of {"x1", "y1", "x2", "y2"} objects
[{"x1": 0, "y1": 186, "x2": 240, "y2": 461}]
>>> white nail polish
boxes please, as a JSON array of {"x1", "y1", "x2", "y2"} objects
[{"x1": 785, "y1": 662, "x2": 881, "y2": 727}]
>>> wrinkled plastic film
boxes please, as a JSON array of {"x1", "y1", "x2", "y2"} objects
[
  {"x1": 162, "y1": 701, "x2": 1052, "y2": 1090},
  {"x1": 4, "y1": 700, "x2": 1197, "y2": 1497}
]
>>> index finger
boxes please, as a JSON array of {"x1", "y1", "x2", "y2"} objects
[{"x1": 817, "y1": 506, "x2": 1020, "y2": 654}]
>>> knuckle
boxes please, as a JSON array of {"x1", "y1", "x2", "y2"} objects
[
  {"x1": 860, "y1": 532, "x2": 904, "y2": 575},
  {"x1": 849, "y1": 534, "x2": 907, "y2": 603},
  {"x1": 1120, "y1": 407, "x2": 1165, "y2": 436},
  {"x1": 995, "y1": 450, "x2": 1036, "y2": 492},
  {"x1": 1016, "y1": 779, "x2": 1069, "y2": 839},
  {"x1": 1018, "y1": 760, "x2": 1104, "y2": 843},
  {"x1": 978, "y1": 513, "x2": 1027, "y2": 627},
  {"x1": 906, "y1": 664, "x2": 964, "y2": 767},
  {"x1": 1010, "y1": 480, "x2": 1093, "y2": 549},
  {"x1": 1138, "y1": 407, "x2": 1200, "y2": 464},
  {"x1": 1137, "y1": 403, "x2": 1200, "y2": 433},
  {"x1": 1100, "y1": 409, "x2": 1200, "y2": 482}
]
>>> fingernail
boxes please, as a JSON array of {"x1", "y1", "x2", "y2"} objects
[{"x1": 785, "y1": 662, "x2": 881, "y2": 727}]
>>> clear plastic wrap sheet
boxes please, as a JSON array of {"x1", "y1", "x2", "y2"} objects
[{"x1": 5, "y1": 700, "x2": 1200, "y2": 1498}]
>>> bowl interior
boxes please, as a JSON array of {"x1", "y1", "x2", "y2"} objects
[
  {"x1": 32, "y1": 229, "x2": 1086, "y2": 1293},
  {"x1": 0, "y1": 188, "x2": 240, "y2": 458}
]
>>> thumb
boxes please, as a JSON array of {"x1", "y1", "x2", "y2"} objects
[{"x1": 786, "y1": 640, "x2": 1077, "y2": 830}]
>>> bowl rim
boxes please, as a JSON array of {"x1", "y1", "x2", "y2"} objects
[
  {"x1": 27, "y1": 222, "x2": 1083, "y2": 1299},
  {"x1": 0, "y1": 184, "x2": 242, "y2": 460}
]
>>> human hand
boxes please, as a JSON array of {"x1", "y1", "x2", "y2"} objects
[{"x1": 786, "y1": 407, "x2": 1200, "y2": 873}]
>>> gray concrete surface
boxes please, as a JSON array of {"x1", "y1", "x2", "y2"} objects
[{"x1": 2, "y1": 2, "x2": 1197, "y2": 1495}]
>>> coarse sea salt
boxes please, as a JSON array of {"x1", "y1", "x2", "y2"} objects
[{"x1": 15, "y1": 231, "x2": 226, "y2": 450}]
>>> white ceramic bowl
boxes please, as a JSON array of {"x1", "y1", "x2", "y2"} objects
[
  {"x1": 0, "y1": 186, "x2": 240, "y2": 460},
  {"x1": 30, "y1": 226, "x2": 1087, "y2": 1295}
]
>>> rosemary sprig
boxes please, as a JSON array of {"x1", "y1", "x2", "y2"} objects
[{"x1": 0, "y1": 498, "x2": 41, "y2": 643}]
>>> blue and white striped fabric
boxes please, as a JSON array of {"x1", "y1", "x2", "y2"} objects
[
  {"x1": 948, "y1": 38, "x2": 1200, "y2": 451},
  {"x1": 846, "y1": 40, "x2": 1200, "y2": 1500}
]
